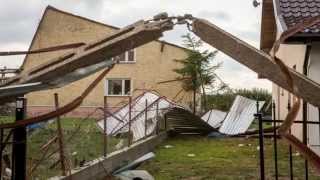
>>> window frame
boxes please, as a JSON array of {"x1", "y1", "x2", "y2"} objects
[
  {"x1": 113, "y1": 49, "x2": 136, "y2": 64},
  {"x1": 105, "y1": 78, "x2": 132, "y2": 96}
]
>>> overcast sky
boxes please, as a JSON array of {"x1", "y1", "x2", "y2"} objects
[{"x1": 0, "y1": 0, "x2": 271, "y2": 91}]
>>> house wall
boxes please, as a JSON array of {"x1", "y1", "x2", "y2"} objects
[
  {"x1": 307, "y1": 43, "x2": 320, "y2": 153},
  {"x1": 272, "y1": 44, "x2": 306, "y2": 141},
  {"x1": 23, "y1": 8, "x2": 193, "y2": 118}
]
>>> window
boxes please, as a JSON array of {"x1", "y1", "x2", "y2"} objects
[
  {"x1": 113, "y1": 49, "x2": 136, "y2": 63},
  {"x1": 106, "y1": 79, "x2": 131, "y2": 96}
]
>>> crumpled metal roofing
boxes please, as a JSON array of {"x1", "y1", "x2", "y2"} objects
[
  {"x1": 201, "y1": 109, "x2": 227, "y2": 129},
  {"x1": 219, "y1": 95, "x2": 265, "y2": 135},
  {"x1": 97, "y1": 91, "x2": 175, "y2": 142}
]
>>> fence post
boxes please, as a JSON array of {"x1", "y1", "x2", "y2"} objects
[
  {"x1": 257, "y1": 112, "x2": 265, "y2": 180},
  {"x1": 156, "y1": 101, "x2": 159, "y2": 135},
  {"x1": 145, "y1": 99, "x2": 148, "y2": 138},
  {"x1": 54, "y1": 93, "x2": 68, "y2": 176},
  {"x1": 12, "y1": 97, "x2": 27, "y2": 180},
  {"x1": 103, "y1": 96, "x2": 108, "y2": 157},
  {"x1": 128, "y1": 97, "x2": 132, "y2": 146},
  {"x1": 0, "y1": 128, "x2": 3, "y2": 179},
  {"x1": 272, "y1": 101, "x2": 279, "y2": 180},
  {"x1": 256, "y1": 100, "x2": 265, "y2": 180},
  {"x1": 287, "y1": 99, "x2": 293, "y2": 180},
  {"x1": 164, "y1": 114, "x2": 167, "y2": 131}
]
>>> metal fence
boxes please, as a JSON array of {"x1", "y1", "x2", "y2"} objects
[{"x1": 257, "y1": 101, "x2": 320, "y2": 180}]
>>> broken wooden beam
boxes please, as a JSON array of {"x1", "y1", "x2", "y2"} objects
[
  {"x1": 192, "y1": 18, "x2": 320, "y2": 108},
  {"x1": 0, "y1": 18, "x2": 174, "y2": 100}
]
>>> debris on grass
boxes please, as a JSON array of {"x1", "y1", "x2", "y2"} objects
[
  {"x1": 164, "y1": 145, "x2": 173, "y2": 149},
  {"x1": 114, "y1": 170, "x2": 154, "y2": 180},
  {"x1": 187, "y1": 154, "x2": 196, "y2": 157}
]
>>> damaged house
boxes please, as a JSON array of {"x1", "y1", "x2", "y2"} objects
[
  {"x1": 261, "y1": 0, "x2": 320, "y2": 154},
  {"x1": 20, "y1": 6, "x2": 196, "y2": 117}
]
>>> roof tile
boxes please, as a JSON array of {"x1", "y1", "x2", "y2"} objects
[{"x1": 278, "y1": 0, "x2": 320, "y2": 34}]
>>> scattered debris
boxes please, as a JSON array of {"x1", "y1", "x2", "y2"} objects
[
  {"x1": 115, "y1": 139, "x2": 125, "y2": 150},
  {"x1": 113, "y1": 152, "x2": 155, "y2": 175},
  {"x1": 219, "y1": 96, "x2": 265, "y2": 135},
  {"x1": 207, "y1": 131, "x2": 225, "y2": 138},
  {"x1": 98, "y1": 91, "x2": 177, "y2": 142},
  {"x1": 187, "y1": 154, "x2": 196, "y2": 157},
  {"x1": 164, "y1": 145, "x2": 173, "y2": 149},
  {"x1": 114, "y1": 170, "x2": 154, "y2": 180},
  {"x1": 201, "y1": 109, "x2": 227, "y2": 128}
]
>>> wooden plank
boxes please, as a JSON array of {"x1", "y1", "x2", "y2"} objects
[{"x1": 193, "y1": 19, "x2": 320, "y2": 108}]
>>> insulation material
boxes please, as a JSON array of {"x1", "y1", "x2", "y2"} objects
[
  {"x1": 201, "y1": 109, "x2": 227, "y2": 128},
  {"x1": 219, "y1": 95, "x2": 265, "y2": 135},
  {"x1": 97, "y1": 91, "x2": 176, "y2": 142}
]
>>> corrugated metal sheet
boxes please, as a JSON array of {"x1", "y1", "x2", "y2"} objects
[
  {"x1": 219, "y1": 95, "x2": 265, "y2": 135},
  {"x1": 166, "y1": 107, "x2": 215, "y2": 134},
  {"x1": 201, "y1": 109, "x2": 227, "y2": 129},
  {"x1": 97, "y1": 91, "x2": 175, "y2": 142}
]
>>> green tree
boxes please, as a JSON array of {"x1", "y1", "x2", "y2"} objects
[{"x1": 174, "y1": 33, "x2": 221, "y2": 113}]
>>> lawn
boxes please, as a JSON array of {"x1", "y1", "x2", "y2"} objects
[
  {"x1": 139, "y1": 135, "x2": 320, "y2": 180},
  {"x1": 1, "y1": 116, "x2": 320, "y2": 179},
  {"x1": 0, "y1": 116, "x2": 122, "y2": 179}
]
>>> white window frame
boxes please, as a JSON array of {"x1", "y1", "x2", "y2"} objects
[
  {"x1": 113, "y1": 49, "x2": 136, "y2": 64},
  {"x1": 105, "y1": 78, "x2": 132, "y2": 96}
]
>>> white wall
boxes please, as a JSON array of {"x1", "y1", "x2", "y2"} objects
[
  {"x1": 307, "y1": 43, "x2": 320, "y2": 153},
  {"x1": 272, "y1": 44, "x2": 306, "y2": 141}
]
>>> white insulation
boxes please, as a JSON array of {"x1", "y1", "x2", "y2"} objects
[
  {"x1": 219, "y1": 95, "x2": 265, "y2": 135},
  {"x1": 97, "y1": 91, "x2": 176, "y2": 142}
]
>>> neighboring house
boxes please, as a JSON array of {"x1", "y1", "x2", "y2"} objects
[
  {"x1": 261, "y1": 0, "x2": 320, "y2": 153},
  {"x1": 22, "y1": 6, "x2": 195, "y2": 118}
]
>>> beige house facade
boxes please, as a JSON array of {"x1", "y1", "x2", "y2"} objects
[
  {"x1": 261, "y1": 0, "x2": 320, "y2": 154},
  {"x1": 22, "y1": 6, "x2": 194, "y2": 118}
]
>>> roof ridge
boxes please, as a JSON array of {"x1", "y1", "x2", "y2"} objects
[{"x1": 20, "y1": 5, "x2": 188, "y2": 70}]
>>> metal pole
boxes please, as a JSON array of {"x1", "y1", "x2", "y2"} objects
[
  {"x1": 128, "y1": 97, "x2": 132, "y2": 146},
  {"x1": 145, "y1": 99, "x2": 148, "y2": 138},
  {"x1": 103, "y1": 96, "x2": 108, "y2": 157},
  {"x1": 156, "y1": 101, "x2": 159, "y2": 134},
  {"x1": 12, "y1": 97, "x2": 27, "y2": 180},
  {"x1": 0, "y1": 128, "x2": 3, "y2": 179},
  {"x1": 286, "y1": 94, "x2": 294, "y2": 180},
  {"x1": 54, "y1": 93, "x2": 67, "y2": 176},
  {"x1": 164, "y1": 114, "x2": 167, "y2": 131},
  {"x1": 272, "y1": 101, "x2": 279, "y2": 180},
  {"x1": 257, "y1": 112, "x2": 265, "y2": 180}
]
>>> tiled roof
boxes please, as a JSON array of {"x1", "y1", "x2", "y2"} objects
[{"x1": 278, "y1": 0, "x2": 320, "y2": 34}]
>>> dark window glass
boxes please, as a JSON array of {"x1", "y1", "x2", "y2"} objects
[
  {"x1": 128, "y1": 49, "x2": 135, "y2": 62},
  {"x1": 124, "y1": 80, "x2": 131, "y2": 95},
  {"x1": 108, "y1": 80, "x2": 122, "y2": 95}
]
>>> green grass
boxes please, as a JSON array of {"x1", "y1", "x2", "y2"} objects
[
  {"x1": 139, "y1": 136, "x2": 320, "y2": 180},
  {"x1": 0, "y1": 117, "x2": 122, "y2": 179},
  {"x1": 1, "y1": 116, "x2": 319, "y2": 179}
]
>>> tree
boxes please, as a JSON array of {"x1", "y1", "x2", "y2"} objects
[{"x1": 174, "y1": 33, "x2": 221, "y2": 113}]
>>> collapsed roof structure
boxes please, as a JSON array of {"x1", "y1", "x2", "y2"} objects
[
  {"x1": 97, "y1": 91, "x2": 177, "y2": 142},
  {"x1": 1, "y1": 9, "x2": 320, "y2": 172},
  {"x1": 202, "y1": 95, "x2": 265, "y2": 135}
]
